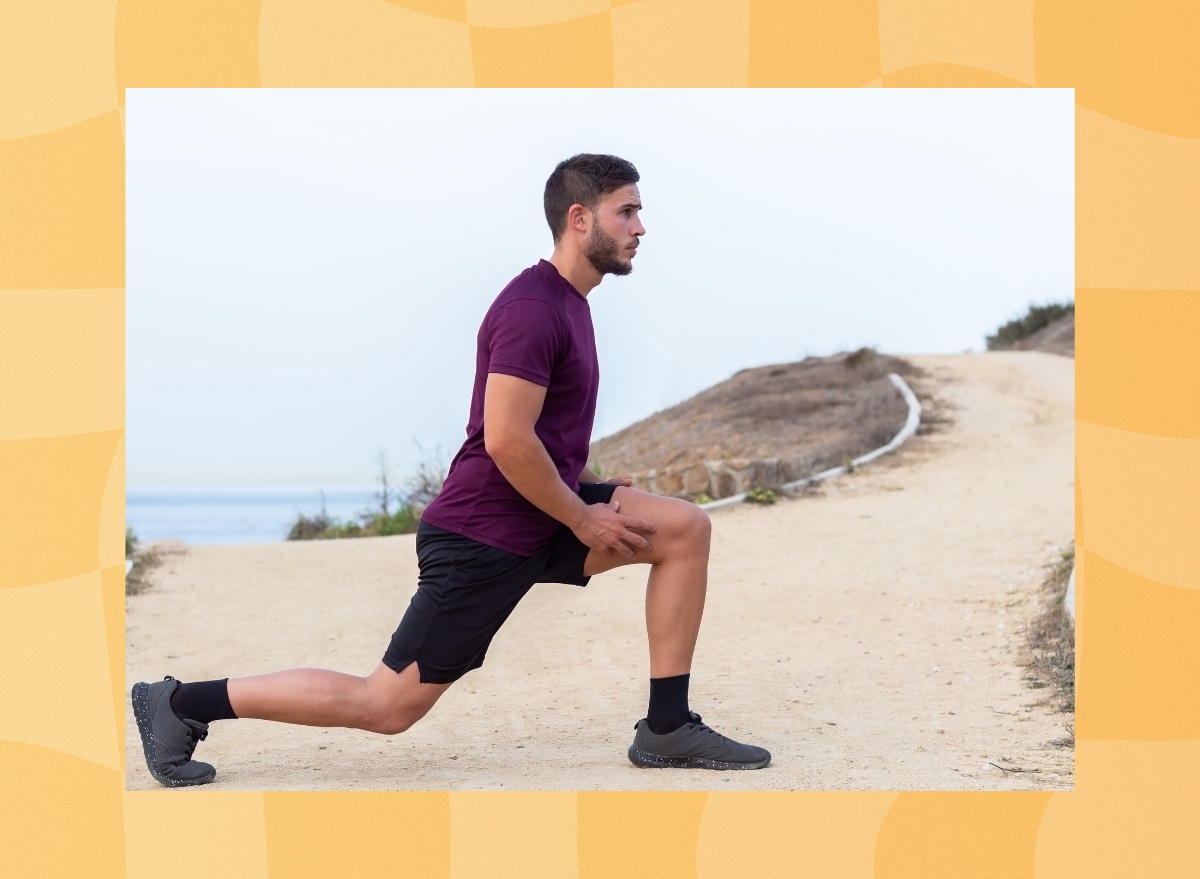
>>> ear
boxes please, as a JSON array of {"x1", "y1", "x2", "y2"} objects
[{"x1": 566, "y1": 202, "x2": 590, "y2": 235}]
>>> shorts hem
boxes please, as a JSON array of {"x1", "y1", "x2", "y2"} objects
[{"x1": 382, "y1": 650, "x2": 478, "y2": 685}]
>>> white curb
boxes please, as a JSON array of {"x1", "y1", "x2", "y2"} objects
[
  {"x1": 698, "y1": 372, "x2": 923, "y2": 512},
  {"x1": 1064, "y1": 565, "x2": 1075, "y2": 622}
]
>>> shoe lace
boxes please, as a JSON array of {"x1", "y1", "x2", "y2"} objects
[
  {"x1": 182, "y1": 720, "x2": 209, "y2": 759},
  {"x1": 686, "y1": 712, "x2": 727, "y2": 744}
]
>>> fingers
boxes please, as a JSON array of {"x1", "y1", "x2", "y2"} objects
[
  {"x1": 604, "y1": 501, "x2": 656, "y2": 533},
  {"x1": 595, "y1": 500, "x2": 655, "y2": 556},
  {"x1": 626, "y1": 533, "x2": 653, "y2": 553},
  {"x1": 624, "y1": 516, "x2": 656, "y2": 534}
]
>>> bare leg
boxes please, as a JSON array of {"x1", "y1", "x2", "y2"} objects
[
  {"x1": 643, "y1": 533, "x2": 709, "y2": 676},
  {"x1": 227, "y1": 661, "x2": 451, "y2": 735},
  {"x1": 583, "y1": 486, "x2": 711, "y2": 677}
]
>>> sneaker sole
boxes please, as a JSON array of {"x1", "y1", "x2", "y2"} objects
[
  {"x1": 627, "y1": 745, "x2": 771, "y2": 770},
  {"x1": 131, "y1": 682, "x2": 217, "y2": 787}
]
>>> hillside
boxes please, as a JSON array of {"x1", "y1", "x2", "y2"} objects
[
  {"x1": 1010, "y1": 312, "x2": 1074, "y2": 356},
  {"x1": 588, "y1": 349, "x2": 917, "y2": 501}
]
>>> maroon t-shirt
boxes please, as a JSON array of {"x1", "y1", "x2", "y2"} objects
[{"x1": 420, "y1": 259, "x2": 600, "y2": 555}]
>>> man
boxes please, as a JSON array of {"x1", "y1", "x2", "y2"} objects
[{"x1": 132, "y1": 153, "x2": 770, "y2": 787}]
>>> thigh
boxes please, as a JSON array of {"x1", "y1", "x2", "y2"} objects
[
  {"x1": 582, "y1": 485, "x2": 711, "y2": 578},
  {"x1": 384, "y1": 526, "x2": 544, "y2": 683}
]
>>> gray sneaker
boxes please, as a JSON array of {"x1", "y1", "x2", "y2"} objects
[
  {"x1": 628, "y1": 712, "x2": 771, "y2": 770},
  {"x1": 131, "y1": 676, "x2": 217, "y2": 787}
]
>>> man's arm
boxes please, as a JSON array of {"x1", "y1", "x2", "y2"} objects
[{"x1": 484, "y1": 373, "x2": 653, "y2": 559}]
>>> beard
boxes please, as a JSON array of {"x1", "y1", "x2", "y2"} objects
[{"x1": 584, "y1": 222, "x2": 633, "y2": 277}]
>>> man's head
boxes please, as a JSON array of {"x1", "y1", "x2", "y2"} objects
[{"x1": 544, "y1": 154, "x2": 644, "y2": 278}]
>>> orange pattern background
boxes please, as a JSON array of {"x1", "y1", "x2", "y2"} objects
[{"x1": 2, "y1": 1, "x2": 1198, "y2": 875}]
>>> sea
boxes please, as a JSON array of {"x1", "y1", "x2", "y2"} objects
[{"x1": 125, "y1": 488, "x2": 381, "y2": 546}]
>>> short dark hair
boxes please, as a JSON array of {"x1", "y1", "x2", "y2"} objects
[{"x1": 544, "y1": 154, "x2": 639, "y2": 244}]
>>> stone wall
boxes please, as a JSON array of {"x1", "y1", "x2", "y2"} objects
[{"x1": 628, "y1": 455, "x2": 818, "y2": 501}]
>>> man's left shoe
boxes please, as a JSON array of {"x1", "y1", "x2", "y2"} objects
[
  {"x1": 627, "y1": 712, "x2": 771, "y2": 770},
  {"x1": 131, "y1": 676, "x2": 217, "y2": 787}
]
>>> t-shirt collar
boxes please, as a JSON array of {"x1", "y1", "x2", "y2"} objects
[{"x1": 536, "y1": 259, "x2": 589, "y2": 303}]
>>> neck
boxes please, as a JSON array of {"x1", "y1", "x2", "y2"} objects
[{"x1": 548, "y1": 250, "x2": 602, "y2": 298}]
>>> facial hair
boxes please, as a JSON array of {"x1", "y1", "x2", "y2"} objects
[{"x1": 584, "y1": 220, "x2": 633, "y2": 277}]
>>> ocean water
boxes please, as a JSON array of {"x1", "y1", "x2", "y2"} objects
[{"x1": 126, "y1": 488, "x2": 380, "y2": 546}]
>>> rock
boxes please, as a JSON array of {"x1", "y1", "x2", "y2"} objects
[
  {"x1": 708, "y1": 463, "x2": 739, "y2": 498},
  {"x1": 681, "y1": 463, "x2": 712, "y2": 496},
  {"x1": 656, "y1": 470, "x2": 684, "y2": 496}
]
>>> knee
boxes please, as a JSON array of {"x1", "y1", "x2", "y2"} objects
[
  {"x1": 371, "y1": 715, "x2": 416, "y2": 736},
  {"x1": 359, "y1": 685, "x2": 432, "y2": 735},
  {"x1": 685, "y1": 502, "x2": 712, "y2": 543},
  {"x1": 665, "y1": 498, "x2": 711, "y2": 547},
  {"x1": 366, "y1": 705, "x2": 424, "y2": 736}
]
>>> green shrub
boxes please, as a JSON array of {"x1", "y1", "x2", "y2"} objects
[
  {"x1": 287, "y1": 511, "x2": 334, "y2": 540},
  {"x1": 987, "y1": 302, "x2": 1074, "y2": 350},
  {"x1": 125, "y1": 526, "x2": 139, "y2": 558},
  {"x1": 287, "y1": 505, "x2": 425, "y2": 541},
  {"x1": 845, "y1": 347, "x2": 877, "y2": 368},
  {"x1": 693, "y1": 492, "x2": 713, "y2": 505},
  {"x1": 371, "y1": 504, "x2": 420, "y2": 537},
  {"x1": 287, "y1": 443, "x2": 445, "y2": 542},
  {"x1": 744, "y1": 487, "x2": 777, "y2": 505}
]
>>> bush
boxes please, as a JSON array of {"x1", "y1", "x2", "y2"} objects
[
  {"x1": 744, "y1": 487, "x2": 777, "y2": 505},
  {"x1": 370, "y1": 504, "x2": 420, "y2": 537},
  {"x1": 287, "y1": 511, "x2": 333, "y2": 540},
  {"x1": 287, "y1": 445, "x2": 447, "y2": 542},
  {"x1": 987, "y1": 302, "x2": 1074, "y2": 350},
  {"x1": 844, "y1": 347, "x2": 877, "y2": 368},
  {"x1": 125, "y1": 526, "x2": 139, "y2": 558}
]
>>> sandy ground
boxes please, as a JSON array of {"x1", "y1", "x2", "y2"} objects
[{"x1": 126, "y1": 351, "x2": 1075, "y2": 791}]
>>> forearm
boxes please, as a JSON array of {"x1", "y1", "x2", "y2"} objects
[
  {"x1": 577, "y1": 463, "x2": 602, "y2": 484},
  {"x1": 489, "y1": 433, "x2": 590, "y2": 530}
]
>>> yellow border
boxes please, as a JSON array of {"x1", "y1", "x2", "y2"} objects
[{"x1": 3, "y1": 1, "x2": 1199, "y2": 875}]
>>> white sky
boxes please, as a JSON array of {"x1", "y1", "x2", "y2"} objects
[{"x1": 127, "y1": 88, "x2": 1073, "y2": 490}]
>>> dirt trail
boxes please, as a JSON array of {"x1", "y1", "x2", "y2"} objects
[{"x1": 126, "y1": 352, "x2": 1074, "y2": 791}]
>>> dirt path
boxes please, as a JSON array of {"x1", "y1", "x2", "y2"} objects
[{"x1": 126, "y1": 352, "x2": 1074, "y2": 791}]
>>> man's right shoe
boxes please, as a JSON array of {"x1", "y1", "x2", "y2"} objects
[
  {"x1": 628, "y1": 712, "x2": 771, "y2": 770},
  {"x1": 132, "y1": 676, "x2": 217, "y2": 787}
]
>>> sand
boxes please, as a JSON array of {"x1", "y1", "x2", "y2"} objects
[{"x1": 126, "y1": 351, "x2": 1075, "y2": 791}]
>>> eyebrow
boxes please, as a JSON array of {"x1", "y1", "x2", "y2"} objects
[{"x1": 620, "y1": 201, "x2": 643, "y2": 210}]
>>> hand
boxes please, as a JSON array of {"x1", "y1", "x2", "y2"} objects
[
  {"x1": 604, "y1": 476, "x2": 633, "y2": 487},
  {"x1": 574, "y1": 498, "x2": 656, "y2": 560}
]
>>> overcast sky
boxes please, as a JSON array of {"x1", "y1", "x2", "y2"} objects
[{"x1": 126, "y1": 88, "x2": 1073, "y2": 490}]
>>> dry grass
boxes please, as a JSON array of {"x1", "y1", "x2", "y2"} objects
[
  {"x1": 125, "y1": 546, "x2": 166, "y2": 596},
  {"x1": 1022, "y1": 545, "x2": 1076, "y2": 746}
]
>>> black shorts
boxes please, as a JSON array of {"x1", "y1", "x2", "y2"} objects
[{"x1": 382, "y1": 481, "x2": 619, "y2": 684}]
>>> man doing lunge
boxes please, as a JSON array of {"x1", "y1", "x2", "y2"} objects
[{"x1": 132, "y1": 153, "x2": 770, "y2": 786}]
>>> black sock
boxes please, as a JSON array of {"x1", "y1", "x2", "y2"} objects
[
  {"x1": 170, "y1": 679, "x2": 238, "y2": 724},
  {"x1": 647, "y1": 673, "x2": 691, "y2": 735}
]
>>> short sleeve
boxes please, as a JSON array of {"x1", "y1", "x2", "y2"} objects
[{"x1": 486, "y1": 299, "x2": 565, "y2": 388}]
